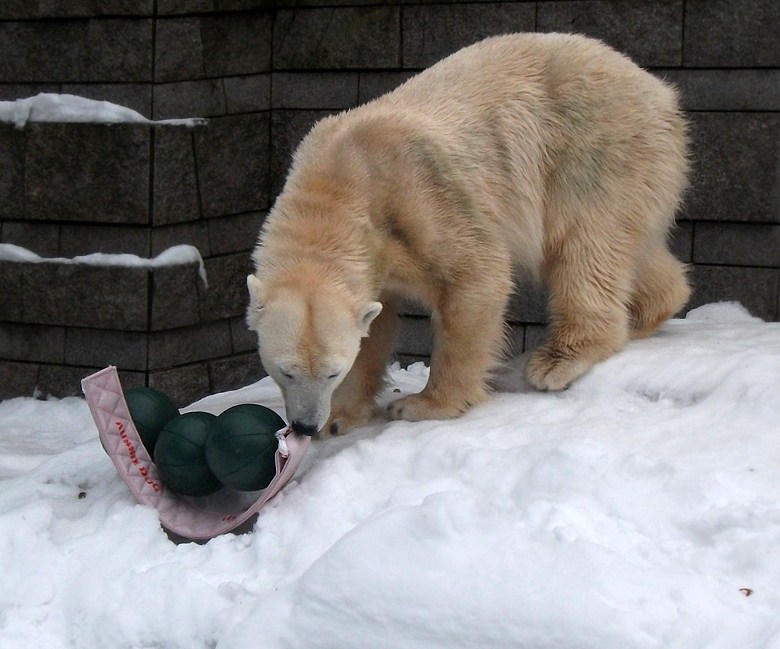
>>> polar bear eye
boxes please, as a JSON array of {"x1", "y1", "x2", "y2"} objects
[{"x1": 280, "y1": 370, "x2": 295, "y2": 381}]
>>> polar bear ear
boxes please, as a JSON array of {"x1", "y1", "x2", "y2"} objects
[
  {"x1": 356, "y1": 301, "x2": 383, "y2": 337},
  {"x1": 246, "y1": 274, "x2": 266, "y2": 313}
]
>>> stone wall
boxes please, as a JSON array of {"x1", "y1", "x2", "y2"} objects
[{"x1": 1, "y1": 1, "x2": 778, "y2": 402}]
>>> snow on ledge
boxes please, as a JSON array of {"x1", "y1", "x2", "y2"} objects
[
  {"x1": 0, "y1": 243, "x2": 208, "y2": 287},
  {"x1": 0, "y1": 93, "x2": 206, "y2": 129}
]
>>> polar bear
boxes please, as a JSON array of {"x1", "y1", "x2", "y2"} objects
[{"x1": 247, "y1": 32, "x2": 690, "y2": 437}]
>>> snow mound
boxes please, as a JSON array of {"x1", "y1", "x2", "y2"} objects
[{"x1": 0, "y1": 304, "x2": 779, "y2": 649}]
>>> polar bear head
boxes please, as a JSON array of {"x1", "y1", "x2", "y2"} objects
[{"x1": 246, "y1": 273, "x2": 382, "y2": 436}]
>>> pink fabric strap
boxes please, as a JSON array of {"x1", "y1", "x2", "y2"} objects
[{"x1": 81, "y1": 366, "x2": 309, "y2": 541}]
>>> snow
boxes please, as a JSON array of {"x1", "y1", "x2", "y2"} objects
[
  {"x1": 0, "y1": 93, "x2": 205, "y2": 129},
  {"x1": 1, "y1": 302, "x2": 779, "y2": 649},
  {"x1": 0, "y1": 243, "x2": 208, "y2": 287}
]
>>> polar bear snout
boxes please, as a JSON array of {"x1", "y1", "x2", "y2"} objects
[{"x1": 290, "y1": 420, "x2": 319, "y2": 436}]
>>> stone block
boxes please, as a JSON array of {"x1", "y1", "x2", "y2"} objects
[
  {"x1": 148, "y1": 320, "x2": 232, "y2": 370},
  {"x1": 396, "y1": 315, "x2": 433, "y2": 357},
  {"x1": 506, "y1": 281, "x2": 548, "y2": 324},
  {"x1": 149, "y1": 362, "x2": 211, "y2": 406},
  {"x1": 194, "y1": 114, "x2": 271, "y2": 217},
  {"x1": 273, "y1": 7, "x2": 400, "y2": 70},
  {"x1": 505, "y1": 323, "x2": 525, "y2": 356},
  {"x1": 272, "y1": 72, "x2": 359, "y2": 109},
  {"x1": 59, "y1": 224, "x2": 151, "y2": 257},
  {"x1": 214, "y1": 0, "x2": 274, "y2": 9},
  {"x1": 156, "y1": 0, "x2": 215, "y2": 15},
  {"x1": 61, "y1": 83, "x2": 152, "y2": 118},
  {"x1": 660, "y1": 69, "x2": 780, "y2": 112},
  {"x1": 0, "y1": 84, "x2": 59, "y2": 101},
  {"x1": 524, "y1": 324, "x2": 548, "y2": 352},
  {"x1": 358, "y1": 71, "x2": 416, "y2": 104},
  {"x1": 207, "y1": 212, "x2": 265, "y2": 256},
  {"x1": 0, "y1": 361, "x2": 39, "y2": 401},
  {"x1": 685, "y1": 113, "x2": 780, "y2": 223},
  {"x1": 0, "y1": 123, "x2": 26, "y2": 221},
  {"x1": 537, "y1": 0, "x2": 683, "y2": 67},
  {"x1": 689, "y1": 265, "x2": 778, "y2": 321},
  {"x1": 669, "y1": 220, "x2": 693, "y2": 264},
  {"x1": 0, "y1": 17, "x2": 152, "y2": 83},
  {"x1": 85, "y1": 18, "x2": 153, "y2": 82},
  {"x1": 685, "y1": 0, "x2": 780, "y2": 67},
  {"x1": 151, "y1": 221, "x2": 210, "y2": 257},
  {"x1": 693, "y1": 223, "x2": 780, "y2": 267},
  {"x1": 64, "y1": 328, "x2": 147, "y2": 371},
  {"x1": 24, "y1": 123, "x2": 150, "y2": 224},
  {"x1": 0, "y1": 262, "x2": 25, "y2": 321},
  {"x1": 22, "y1": 263, "x2": 150, "y2": 330},
  {"x1": 396, "y1": 353, "x2": 429, "y2": 369},
  {"x1": 224, "y1": 74, "x2": 271, "y2": 113},
  {"x1": 152, "y1": 79, "x2": 226, "y2": 120},
  {"x1": 0, "y1": 222, "x2": 61, "y2": 257},
  {"x1": 270, "y1": 110, "x2": 334, "y2": 198},
  {"x1": 197, "y1": 253, "x2": 253, "y2": 321},
  {"x1": 38, "y1": 363, "x2": 102, "y2": 398},
  {"x1": 209, "y1": 352, "x2": 267, "y2": 394},
  {"x1": 0, "y1": 1, "x2": 153, "y2": 19},
  {"x1": 201, "y1": 11, "x2": 273, "y2": 77},
  {"x1": 155, "y1": 17, "x2": 205, "y2": 83},
  {"x1": 397, "y1": 298, "x2": 429, "y2": 318},
  {"x1": 0, "y1": 20, "x2": 88, "y2": 82},
  {"x1": 152, "y1": 127, "x2": 201, "y2": 225},
  {"x1": 150, "y1": 263, "x2": 203, "y2": 331},
  {"x1": 231, "y1": 316, "x2": 257, "y2": 354},
  {"x1": 403, "y1": 3, "x2": 536, "y2": 69},
  {"x1": 0, "y1": 323, "x2": 65, "y2": 363},
  {"x1": 277, "y1": 0, "x2": 389, "y2": 5}
]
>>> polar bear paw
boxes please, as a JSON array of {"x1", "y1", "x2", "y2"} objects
[
  {"x1": 387, "y1": 392, "x2": 472, "y2": 422},
  {"x1": 321, "y1": 402, "x2": 377, "y2": 439},
  {"x1": 524, "y1": 345, "x2": 592, "y2": 391}
]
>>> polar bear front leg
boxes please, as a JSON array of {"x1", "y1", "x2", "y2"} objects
[
  {"x1": 322, "y1": 300, "x2": 400, "y2": 438},
  {"x1": 387, "y1": 275, "x2": 510, "y2": 423}
]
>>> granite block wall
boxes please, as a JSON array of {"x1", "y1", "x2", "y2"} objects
[{"x1": 1, "y1": 0, "x2": 778, "y2": 401}]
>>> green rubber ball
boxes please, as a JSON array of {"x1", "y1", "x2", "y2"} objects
[
  {"x1": 205, "y1": 404, "x2": 286, "y2": 492},
  {"x1": 154, "y1": 412, "x2": 223, "y2": 497},
  {"x1": 124, "y1": 387, "x2": 180, "y2": 454}
]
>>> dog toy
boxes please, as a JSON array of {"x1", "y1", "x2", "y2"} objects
[
  {"x1": 123, "y1": 387, "x2": 180, "y2": 455},
  {"x1": 81, "y1": 366, "x2": 310, "y2": 541},
  {"x1": 123, "y1": 387, "x2": 286, "y2": 496},
  {"x1": 154, "y1": 412, "x2": 222, "y2": 497},
  {"x1": 206, "y1": 405, "x2": 285, "y2": 491}
]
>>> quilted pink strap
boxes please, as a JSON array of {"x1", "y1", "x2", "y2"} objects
[{"x1": 81, "y1": 366, "x2": 309, "y2": 541}]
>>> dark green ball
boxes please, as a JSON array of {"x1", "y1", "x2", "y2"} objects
[
  {"x1": 205, "y1": 405, "x2": 286, "y2": 492},
  {"x1": 124, "y1": 387, "x2": 180, "y2": 454},
  {"x1": 154, "y1": 412, "x2": 223, "y2": 497}
]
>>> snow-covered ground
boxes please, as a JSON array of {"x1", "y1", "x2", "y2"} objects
[{"x1": 1, "y1": 302, "x2": 778, "y2": 649}]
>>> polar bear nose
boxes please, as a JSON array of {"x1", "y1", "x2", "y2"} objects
[{"x1": 290, "y1": 421, "x2": 319, "y2": 437}]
